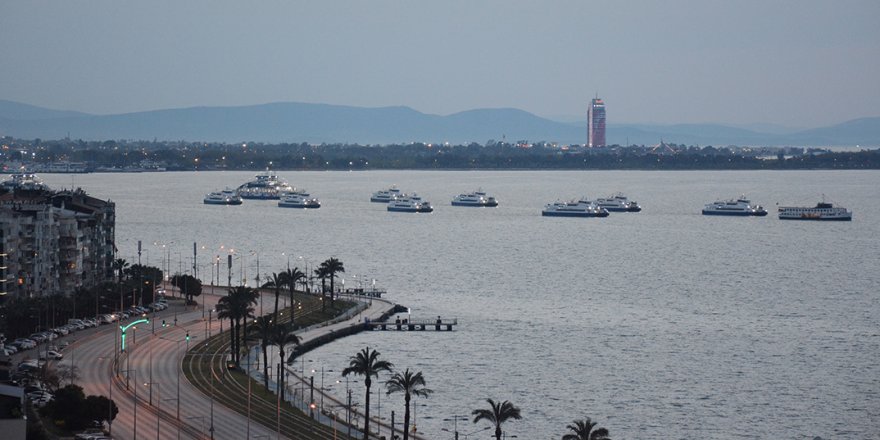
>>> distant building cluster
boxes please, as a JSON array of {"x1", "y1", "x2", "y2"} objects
[
  {"x1": 0, "y1": 174, "x2": 115, "y2": 298},
  {"x1": 588, "y1": 96, "x2": 606, "y2": 147}
]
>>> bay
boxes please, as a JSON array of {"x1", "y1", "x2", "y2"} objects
[{"x1": 41, "y1": 170, "x2": 880, "y2": 439}]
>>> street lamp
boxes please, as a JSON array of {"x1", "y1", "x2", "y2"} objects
[
  {"x1": 443, "y1": 415, "x2": 468, "y2": 440},
  {"x1": 120, "y1": 369, "x2": 138, "y2": 440},
  {"x1": 462, "y1": 426, "x2": 492, "y2": 439},
  {"x1": 143, "y1": 382, "x2": 161, "y2": 440}
]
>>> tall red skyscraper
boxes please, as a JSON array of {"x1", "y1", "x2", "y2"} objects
[{"x1": 588, "y1": 96, "x2": 606, "y2": 147}]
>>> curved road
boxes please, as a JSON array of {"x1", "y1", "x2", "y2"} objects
[
  {"x1": 66, "y1": 290, "x2": 397, "y2": 440},
  {"x1": 72, "y1": 292, "x2": 277, "y2": 440}
]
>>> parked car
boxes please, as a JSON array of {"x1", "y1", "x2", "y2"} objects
[
  {"x1": 27, "y1": 390, "x2": 52, "y2": 400},
  {"x1": 40, "y1": 350, "x2": 63, "y2": 360}
]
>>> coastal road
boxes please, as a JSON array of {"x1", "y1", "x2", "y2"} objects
[
  {"x1": 69, "y1": 290, "x2": 398, "y2": 440},
  {"x1": 72, "y1": 291, "x2": 278, "y2": 440}
]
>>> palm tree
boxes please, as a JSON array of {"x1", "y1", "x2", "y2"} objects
[
  {"x1": 342, "y1": 347, "x2": 393, "y2": 440},
  {"x1": 385, "y1": 369, "x2": 433, "y2": 440},
  {"x1": 320, "y1": 257, "x2": 345, "y2": 307},
  {"x1": 217, "y1": 286, "x2": 257, "y2": 364},
  {"x1": 280, "y1": 267, "x2": 305, "y2": 325},
  {"x1": 562, "y1": 418, "x2": 610, "y2": 440},
  {"x1": 472, "y1": 399, "x2": 522, "y2": 440},
  {"x1": 215, "y1": 294, "x2": 237, "y2": 362},
  {"x1": 112, "y1": 258, "x2": 129, "y2": 284},
  {"x1": 267, "y1": 321, "x2": 300, "y2": 401},
  {"x1": 313, "y1": 266, "x2": 329, "y2": 311},
  {"x1": 247, "y1": 316, "x2": 274, "y2": 389},
  {"x1": 265, "y1": 272, "x2": 285, "y2": 322}
]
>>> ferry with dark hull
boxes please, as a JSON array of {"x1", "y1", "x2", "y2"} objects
[
  {"x1": 595, "y1": 193, "x2": 641, "y2": 212},
  {"x1": 702, "y1": 197, "x2": 767, "y2": 216},
  {"x1": 451, "y1": 189, "x2": 498, "y2": 207},
  {"x1": 278, "y1": 193, "x2": 321, "y2": 209},
  {"x1": 237, "y1": 169, "x2": 293, "y2": 200},
  {"x1": 387, "y1": 194, "x2": 433, "y2": 213},
  {"x1": 778, "y1": 199, "x2": 852, "y2": 221},
  {"x1": 203, "y1": 188, "x2": 243, "y2": 205},
  {"x1": 542, "y1": 199, "x2": 609, "y2": 217},
  {"x1": 371, "y1": 186, "x2": 404, "y2": 203}
]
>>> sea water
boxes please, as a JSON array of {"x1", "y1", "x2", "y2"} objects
[{"x1": 42, "y1": 170, "x2": 880, "y2": 439}]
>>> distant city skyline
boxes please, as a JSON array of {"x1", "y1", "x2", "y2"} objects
[{"x1": 1, "y1": 1, "x2": 878, "y2": 127}]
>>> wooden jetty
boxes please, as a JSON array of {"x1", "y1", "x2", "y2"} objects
[{"x1": 366, "y1": 317, "x2": 458, "y2": 331}]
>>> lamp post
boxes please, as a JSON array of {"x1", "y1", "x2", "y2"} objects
[
  {"x1": 143, "y1": 382, "x2": 161, "y2": 440},
  {"x1": 120, "y1": 369, "x2": 137, "y2": 440},
  {"x1": 443, "y1": 415, "x2": 468, "y2": 440}
]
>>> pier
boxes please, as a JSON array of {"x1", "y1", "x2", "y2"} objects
[{"x1": 367, "y1": 317, "x2": 458, "y2": 331}]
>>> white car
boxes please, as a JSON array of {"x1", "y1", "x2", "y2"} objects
[
  {"x1": 40, "y1": 350, "x2": 63, "y2": 360},
  {"x1": 27, "y1": 390, "x2": 53, "y2": 400}
]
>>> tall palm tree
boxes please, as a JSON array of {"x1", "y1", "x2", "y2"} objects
[
  {"x1": 320, "y1": 257, "x2": 345, "y2": 307},
  {"x1": 386, "y1": 369, "x2": 433, "y2": 440},
  {"x1": 217, "y1": 286, "x2": 257, "y2": 364},
  {"x1": 342, "y1": 347, "x2": 393, "y2": 440},
  {"x1": 562, "y1": 418, "x2": 610, "y2": 440},
  {"x1": 267, "y1": 321, "x2": 300, "y2": 402},
  {"x1": 280, "y1": 267, "x2": 305, "y2": 325},
  {"x1": 472, "y1": 399, "x2": 522, "y2": 440},
  {"x1": 313, "y1": 266, "x2": 329, "y2": 311},
  {"x1": 247, "y1": 315, "x2": 274, "y2": 389},
  {"x1": 215, "y1": 294, "x2": 237, "y2": 362},
  {"x1": 113, "y1": 258, "x2": 129, "y2": 284},
  {"x1": 265, "y1": 272, "x2": 285, "y2": 322}
]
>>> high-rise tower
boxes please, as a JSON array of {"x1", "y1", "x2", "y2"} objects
[{"x1": 588, "y1": 96, "x2": 606, "y2": 147}]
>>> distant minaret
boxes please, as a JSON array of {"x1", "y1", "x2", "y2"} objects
[{"x1": 588, "y1": 95, "x2": 606, "y2": 147}]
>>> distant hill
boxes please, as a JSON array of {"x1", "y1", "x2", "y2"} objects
[
  {"x1": 0, "y1": 99, "x2": 89, "y2": 121},
  {"x1": 0, "y1": 100, "x2": 877, "y2": 146}
]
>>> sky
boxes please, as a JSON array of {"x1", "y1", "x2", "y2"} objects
[{"x1": 1, "y1": 0, "x2": 878, "y2": 128}]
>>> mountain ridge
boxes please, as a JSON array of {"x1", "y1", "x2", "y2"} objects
[{"x1": 0, "y1": 100, "x2": 877, "y2": 146}]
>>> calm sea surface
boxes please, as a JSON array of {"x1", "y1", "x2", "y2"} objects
[{"x1": 43, "y1": 170, "x2": 880, "y2": 440}]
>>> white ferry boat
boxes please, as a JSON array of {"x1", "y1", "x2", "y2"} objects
[
  {"x1": 387, "y1": 194, "x2": 433, "y2": 213},
  {"x1": 542, "y1": 199, "x2": 609, "y2": 217},
  {"x1": 371, "y1": 186, "x2": 404, "y2": 203},
  {"x1": 778, "y1": 198, "x2": 852, "y2": 221},
  {"x1": 595, "y1": 193, "x2": 641, "y2": 212},
  {"x1": 1, "y1": 173, "x2": 49, "y2": 191},
  {"x1": 237, "y1": 169, "x2": 293, "y2": 200},
  {"x1": 452, "y1": 189, "x2": 498, "y2": 207},
  {"x1": 203, "y1": 188, "x2": 243, "y2": 205},
  {"x1": 702, "y1": 196, "x2": 767, "y2": 216},
  {"x1": 278, "y1": 193, "x2": 320, "y2": 209}
]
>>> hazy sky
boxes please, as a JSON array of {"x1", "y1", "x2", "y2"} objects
[{"x1": 1, "y1": 1, "x2": 878, "y2": 127}]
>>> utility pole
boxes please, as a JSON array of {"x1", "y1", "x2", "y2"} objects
[{"x1": 192, "y1": 242, "x2": 197, "y2": 280}]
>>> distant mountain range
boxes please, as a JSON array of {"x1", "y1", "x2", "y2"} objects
[{"x1": 1, "y1": 99, "x2": 878, "y2": 146}]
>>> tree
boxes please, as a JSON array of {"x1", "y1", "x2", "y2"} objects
[
  {"x1": 267, "y1": 321, "x2": 300, "y2": 401},
  {"x1": 215, "y1": 295, "x2": 237, "y2": 363},
  {"x1": 112, "y1": 259, "x2": 129, "y2": 284},
  {"x1": 562, "y1": 418, "x2": 611, "y2": 440},
  {"x1": 40, "y1": 384, "x2": 87, "y2": 430},
  {"x1": 342, "y1": 347, "x2": 393, "y2": 440},
  {"x1": 248, "y1": 316, "x2": 274, "y2": 390},
  {"x1": 126, "y1": 264, "x2": 163, "y2": 305},
  {"x1": 320, "y1": 257, "x2": 345, "y2": 307},
  {"x1": 313, "y1": 266, "x2": 329, "y2": 311},
  {"x1": 386, "y1": 369, "x2": 433, "y2": 440},
  {"x1": 472, "y1": 399, "x2": 522, "y2": 440},
  {"x1": 216, "y1": 286, "x2": 257, "y2": 364},
  {"x1": 265, "y1": 272, "x2": 285, "y2": 324},
  {"x1": 280, "y1": 267, "x2": 305, "y2": 324},
  {"x1": 84, "y1": 395, "x2": 118, "y2": 426},
  {"x1": 170, "y1": 274, "x2": 202, "y2": 304}
]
